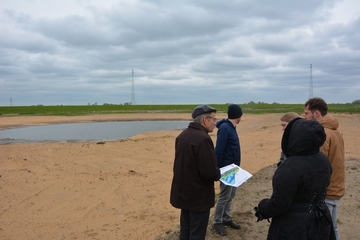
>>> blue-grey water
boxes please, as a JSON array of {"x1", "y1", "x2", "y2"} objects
[{"x1": 0, "y1": 121, "x2": 190, "y2": 144}]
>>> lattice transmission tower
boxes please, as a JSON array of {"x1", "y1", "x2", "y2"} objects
[
  {"x1": 131, "y1": 70, "x2": 135, "y2": 105},
  {"x1": 309, "y1": 64, "x2": 313, "y2": 99}
]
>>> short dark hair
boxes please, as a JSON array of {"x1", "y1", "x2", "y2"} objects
[{"x1": 304, "y1": 97, "x2": 328, "y2": 116}]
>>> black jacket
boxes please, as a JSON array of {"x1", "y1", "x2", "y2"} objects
[
  {"x1": 170, "y1": 122, "x2": 221, "y2": 212},
  {"x1": 256, "y1": 119, "x2": 335, "y2": 240}
]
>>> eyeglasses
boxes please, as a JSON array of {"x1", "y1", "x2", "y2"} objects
[{"x1": 206, "y1": 116, "x2": 217, "y2": 121}]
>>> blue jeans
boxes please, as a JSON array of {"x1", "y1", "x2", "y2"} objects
[
  {"x1": 180, "y1": 209, "x2": 210, "y2": 240},
  {"x1": 325, "y1": 198, "x2": 340, "y2": 240},
  {"x1": 213, "y1": 182, "x2": 237, "y2": 224}
]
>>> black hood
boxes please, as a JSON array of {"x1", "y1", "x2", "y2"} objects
[{"x1": 281, "y1": 118, "x2": 326, "y2": 158}]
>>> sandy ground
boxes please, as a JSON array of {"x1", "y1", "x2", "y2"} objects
[{"x1": 0, "y1": 113, "x2": 359, "y2": 239}]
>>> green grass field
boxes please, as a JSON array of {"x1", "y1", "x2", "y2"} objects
[{"x1": 0, "y1": 103, "x2": 359, "y2": 116}]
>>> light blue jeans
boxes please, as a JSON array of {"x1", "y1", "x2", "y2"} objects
[
  {"x1": 213, "y1": 182, "x2": 237, "y2": 224},
  {"x1": 325, "y1": 198, "x2": 340, "y2": 240}
]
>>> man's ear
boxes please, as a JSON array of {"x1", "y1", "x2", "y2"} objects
[{"x1": 202, "y1": 116, "x2": 207, "y2": 125}]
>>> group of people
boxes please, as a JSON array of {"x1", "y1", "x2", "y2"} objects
[{"x1": 170, "y1": 97, "x2": 345, "y2": 240}]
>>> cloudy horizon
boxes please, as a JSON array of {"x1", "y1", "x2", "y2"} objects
[{"x1": 1, "y1": 0, "x2": 359, "y2": 106}]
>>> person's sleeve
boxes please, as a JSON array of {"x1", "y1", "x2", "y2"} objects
[
  {"x1": 197, "y1": 138, "x2": 221, "y2": 181},
  {"x1": 256, "y1": 162, "x2": 299, "y2": 219}
]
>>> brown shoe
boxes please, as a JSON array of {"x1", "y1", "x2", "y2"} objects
[
  {"x1": 213, "y1": 223, "x2": 227, "y2": 236},
  {"x1": 224, "y1": 220, "x2": 241, "y2": 230}
]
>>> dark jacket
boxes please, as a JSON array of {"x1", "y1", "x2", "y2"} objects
[
  {"x1": 170, "y1": 122, "x2": 221, "y2": 212},
  {"x1": 277, "y1": 151, "x2": 287, "y2": 167},
  {"x1": 215, "y1": 119, "x2": 241, "y2": 168},
  {"x1": 256, "y1": 119, "x2": 335, "y2": 240}
]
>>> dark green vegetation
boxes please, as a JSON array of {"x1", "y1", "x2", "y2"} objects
[{"x1": 0, "y1": 103, "x2": 359, "y2": 116}]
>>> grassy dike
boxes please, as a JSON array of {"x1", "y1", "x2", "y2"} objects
[{"x1": 0, "y1": 103, "x2": 359, "y2": 116}]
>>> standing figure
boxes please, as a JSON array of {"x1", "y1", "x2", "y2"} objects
[
  {"x1": 170, "y1": 105, "x2": 221, "y2": 240},
  {"x1": 277, "y1": 112, "x2": 300, "y2": 167},
  {"x1": 255, "y1": 118, "x2": 335, "y2": 240},
  {"x1": 213, "y1": 104, "x2": 243, "y2": 236},
  {"x1": 304, "y1": 97, "x2": 345, "y2": 240}
]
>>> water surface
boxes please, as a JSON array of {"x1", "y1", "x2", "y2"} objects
[{"x1": 0, "y1": 121, "x2": 189, "y2": 144}]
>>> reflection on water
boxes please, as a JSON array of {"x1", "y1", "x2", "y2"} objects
[{"x1": 0, "y1": 121, "x2": 189, "y2": 144}]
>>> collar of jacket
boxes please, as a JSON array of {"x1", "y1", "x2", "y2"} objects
[{"x1": 188, "y1": 121, "x2": 208, "y2": 133}]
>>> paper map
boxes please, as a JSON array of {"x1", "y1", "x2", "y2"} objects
[{"x1": 220, "y1": 164, "x2": 252, "y2": 187}]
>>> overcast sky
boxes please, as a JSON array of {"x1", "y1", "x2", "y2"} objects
[{"x1": 1, "y1": 0, "x2": 359, "y2": 106}]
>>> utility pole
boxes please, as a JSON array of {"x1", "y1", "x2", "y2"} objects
[
  {"x1": 10, "y1": 97, "x2": 12, "y2": 106},
  {"x1": 131, "y1": 70, "x2": 135, "y2": 105},
  {"x1": 309, "y1": 64, "x2": 313, "y2": 99}
]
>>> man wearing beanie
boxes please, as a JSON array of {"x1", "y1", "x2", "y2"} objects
[{"x1": 213, "y1": 104, "x2": 243, "y2": 236}]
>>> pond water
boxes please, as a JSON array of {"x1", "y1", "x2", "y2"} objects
[{"x1": 0, "y1": 121, "x2": 190, "y2": 144}]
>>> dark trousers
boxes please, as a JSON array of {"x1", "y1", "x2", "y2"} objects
[{"x1": 179, "y1": 208, "x2": 210, "y2": 240}]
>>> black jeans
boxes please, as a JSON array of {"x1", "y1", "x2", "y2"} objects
[{"x1": 180, "y1": 209, "x2": 210, "y2": 240}]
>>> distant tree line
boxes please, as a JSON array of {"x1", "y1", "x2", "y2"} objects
[
  {"x1": 86, "y1": 102, "x2": 134, "y2": 106},
  {"x1": 30, "y1": 100, "x2": 360, "y2": 106},
  {"x1": 247, "y1": 101, "x2": 280, "y2": 104},
  {"x1": 245, "y1": 100, "x2": 360, "y2": 105}
]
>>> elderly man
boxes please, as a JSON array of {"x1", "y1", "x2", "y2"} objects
[{"x1": 170, "y1": 105, "x2": 221, "y2": 240}]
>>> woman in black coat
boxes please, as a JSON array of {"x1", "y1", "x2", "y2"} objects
[{"x1": 255, "y1": 118, "x2": 335, "y2": 240}]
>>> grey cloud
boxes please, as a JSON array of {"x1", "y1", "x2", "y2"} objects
[
  {"x1": 0, "y1": 0, "x2": 359, "y2": 106},
  {"x1": 35, "y1": 16, "x2": 114, "y2": 47}
]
